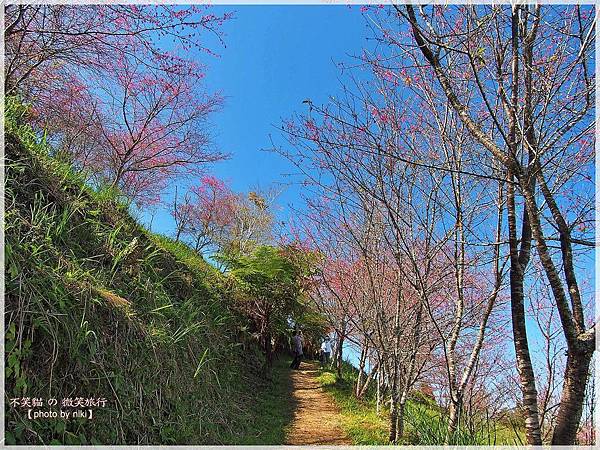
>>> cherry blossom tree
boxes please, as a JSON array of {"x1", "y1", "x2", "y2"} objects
[
  {"x1": 390, "y1": 5, "x2": 596, "y2": 444},
  {"x1": 29, "y1": 75, "x2": 102, "y2": 167},
  {"x1": 172, "y1": 176, "x2": 237, "y2": 252},
  {"x1": 4, "y1": 4, "x2": 231, "y2": 94},
  {"x1": 283, "y1": 4, "x2": 595, "y2": 444},
  {"x1": 93, "y1": 63, "x2": 225, "y2": 206},
  {"x1": 7, "y1": 4, "x2": 231, "y2": 207}
]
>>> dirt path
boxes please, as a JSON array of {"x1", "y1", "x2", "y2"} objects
[{"x1": 285, "y1": 361, "x2": 351, "y2": 445}]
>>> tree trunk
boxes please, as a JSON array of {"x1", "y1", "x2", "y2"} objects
[
  {"x1": 262, "y1": 331, "x2": 273, "y2": 378},
  {"x1": 505, "y1": 8, "x2": 542, "y2": 444},
  {"x1": 552, "y1": 347, "x2": 594, "y2": 444},
  {"x1": 334, "y1": 333, "x2": 344, "y2": 379},
  {"x1": 376, "y1": 370, "x2": 382, "y2": 414},
  {"x1": 516, "y1": 142, "x2": 595, "y2": 445},
  {"x1": 507, "y1": 173, "x2": 543, "y2": 445},
  {"x1": 447, "y1": 395, "x2": 462, "y2": 439},
  {"x1": 517, "y1": 156, "x2": 596, "y2": 445},
  {"x1": 389, "y1": 392, "x2": 398, "y2": 443},
  {"x1": 358, "y1": 361, "x2": 379, "y2": 399},
  {"x1": 388, "y1": 355, "x2": 400, "y2": 443},
  {"x1": 379, "y1": 363, "x2": 388, "y2": 401},
  {"x1": 355, "y1": 341, "x2": 368, "y2": 397},
  {"x1": 261, "y1": 307, "x2": 273, "y2": 378}
]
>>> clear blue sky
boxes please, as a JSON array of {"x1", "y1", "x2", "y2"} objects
[{"x1": 145, "y1": 5, "x2": 371, "y2": 236}]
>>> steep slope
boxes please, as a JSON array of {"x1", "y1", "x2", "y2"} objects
[{"x1": 4, "y1": 108, "x2": 264, "y2": 445}]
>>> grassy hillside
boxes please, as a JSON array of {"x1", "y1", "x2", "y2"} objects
[{"x1": 4, "y1": 103, "x2": 273, "y2": 445}]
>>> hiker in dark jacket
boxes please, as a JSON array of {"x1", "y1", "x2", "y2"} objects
[{"x1": 290, "y1": 329, "x2": 304, "y2": 369}]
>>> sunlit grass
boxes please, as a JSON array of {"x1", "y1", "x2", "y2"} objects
[{"x1": 317, "y1": 365, "x2": 389, "y2": 445}]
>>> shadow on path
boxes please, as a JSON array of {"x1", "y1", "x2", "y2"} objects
[{"x1": 234, "y1": 357, "x2": 296, "y2": 444}]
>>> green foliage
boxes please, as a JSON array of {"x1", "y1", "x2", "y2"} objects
[
  {"x1": 216, "y1": 245, "x2": 319, "y2": 351},
  {"x1": 217, "y1": 246, "x2": 300, "y2": 293},
  {"x1": 3, "y1": 103, "x2": 275, "y2": 444},
  {"x1": 292, "y1": 307, "x2": 329, "y2": 349}
]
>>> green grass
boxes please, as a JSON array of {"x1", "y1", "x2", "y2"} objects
[
  {"x1": 232, "y1": 357, "x2": 296, "y2": 444},
  {"x1": 316, "y1": 365, "x2": 389, "y2": 445}
]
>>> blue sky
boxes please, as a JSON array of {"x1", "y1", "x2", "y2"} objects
[{"x1": 145, "y1": 5, "x2": 371, "y2": 235}]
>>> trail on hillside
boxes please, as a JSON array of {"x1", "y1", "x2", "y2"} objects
[{"x1": 285, "y1": 362, "x2": 351, "y2": 445}]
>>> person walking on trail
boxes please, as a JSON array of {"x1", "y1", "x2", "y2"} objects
[
  {"x1": 320, "y1": 337, "x2": 332, "y2": 366},
  {"x1": 290, "y1": 329, "x2": 304, "y2": 370}
]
